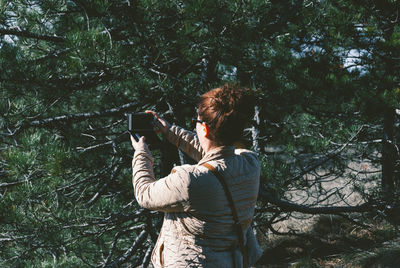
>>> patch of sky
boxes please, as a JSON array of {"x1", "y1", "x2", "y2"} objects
[
  {"x1": 217, "y1": 63, "x2": 237, "y2": 81},
  {"x1": 290, "y1": 34, "x2": 370, "y2": 74},
  {"x1": 339, "y1": 48, "x2": 370, "y2": 74}
]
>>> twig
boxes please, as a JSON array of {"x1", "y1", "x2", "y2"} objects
[
  {"x1": 141, "y1": 241, "x2": 153, "y2": 268},
  {"x1": 290, "y1": 125, "x2": 366, "y2": 182},
  {"x1": 77, "y1": 140, "x2": 114, "y2": 153},
  {"x1": 105, "y1": 230, "x2": 148, "y2": 268},
  {"x1": 85, "y1": 164, "x2": 121, "y2": 207}
]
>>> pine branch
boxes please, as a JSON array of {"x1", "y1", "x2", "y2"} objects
[
  {"x1": 0, "y1": 181, "x2": 24, "y2": 188},
  {"x1": 0, "y1": 28, "x2": 65, "y2": 43},
  {"x1": 0, "y1": 101, "x2": 140, "y2": 137},
  {"x1": 28, "y1": 101, "x2": 139, "y2": 127},
  {"x1": 32, "y1": 49, "x2": 72, "y2": 63}
]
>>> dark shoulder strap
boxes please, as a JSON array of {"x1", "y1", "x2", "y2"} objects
[{"x1": 201, "y1": 162, "x2": 248, "y2": 268}]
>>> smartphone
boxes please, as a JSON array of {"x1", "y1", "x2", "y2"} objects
[
  {"x1": 131, "y1": 133, "x2": 142, "y2": 142},
  {"x1": 127, "y1": 113, "x2": 154, "y2": 133},
  {"x1": 126, "y1": 113, "x2": 160, "y2": 145}
]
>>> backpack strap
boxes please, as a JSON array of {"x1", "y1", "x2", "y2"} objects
[{"x1": 201, "y1": 162, "x2": 248, "y2": 268}]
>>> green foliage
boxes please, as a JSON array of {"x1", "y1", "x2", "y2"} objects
[{"x1": 260, "y1": 155, "x2": 291, "y2": 198}]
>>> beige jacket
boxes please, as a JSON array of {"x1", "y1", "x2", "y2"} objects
[{"x1": 132, "y1": 125, "x2": 262, "y2": 267}]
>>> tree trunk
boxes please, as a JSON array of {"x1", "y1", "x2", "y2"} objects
[{"x1": 251, "y1": 106, "x2": 261, "y2": 152}]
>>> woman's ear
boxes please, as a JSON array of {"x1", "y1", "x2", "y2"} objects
[{"x1": 200, "y1": 123, "x2": 210, "y2": 138}]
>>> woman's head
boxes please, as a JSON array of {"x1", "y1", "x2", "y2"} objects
[{"x1": 197, "y1": 83, "x2": 255, "y2": 146}]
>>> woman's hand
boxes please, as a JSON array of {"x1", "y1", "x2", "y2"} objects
[
  {"x1": 130, "y1": 134, "x2": 147, "y2": 151},
  {"x1": 145, "y1": 110, "x2": 171, "y2": 135}
]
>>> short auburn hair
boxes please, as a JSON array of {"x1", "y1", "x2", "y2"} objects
[{"x1": 197, "y1": 83, "x2": 255, "y2": 145}]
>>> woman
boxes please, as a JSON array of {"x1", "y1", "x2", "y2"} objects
[{"x1": 131, "y1": 84, "x2": 262, "y2": 267}]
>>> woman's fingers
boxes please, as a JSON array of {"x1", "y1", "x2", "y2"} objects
[
  {"x1": 130, "y1": 134, "x2": 146, "y2": 150},
  {"x1": 145, "y1": 110, "x2": 170, "y2": 134}
]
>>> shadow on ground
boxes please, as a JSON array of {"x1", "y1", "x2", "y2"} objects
[{"x1": 255, "y1": 215, "x2": 400, "y2": 267}]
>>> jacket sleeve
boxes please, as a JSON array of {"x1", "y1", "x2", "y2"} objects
[
  {"x1": 132, "y1": 143, "x2": 192, "y2": 212},
  {"x1": 165, "y1": 125, "x2": 205, "y2": 162}
]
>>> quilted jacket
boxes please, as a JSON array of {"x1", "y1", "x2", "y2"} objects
[{"x1": 132, "y1": 125, "x2": 262, "y2": 267}]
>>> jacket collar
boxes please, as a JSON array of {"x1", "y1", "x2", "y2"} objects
[{"x1": 198, "y1": 146, "x2": 235, "y2": 165}]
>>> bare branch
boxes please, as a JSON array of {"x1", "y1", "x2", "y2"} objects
[
  {"x1": 141, "y1": 241, "x2": 153, "y2": 268},
  {"x1": 85, "y1": 164, "x2": 121, "y2": 206},
  {"x1": 77, "y1": 140, "x2": 115, "y2": 153},
  {"x1": 105, "y1": 229, "x2": 148, "y2": 268}
]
